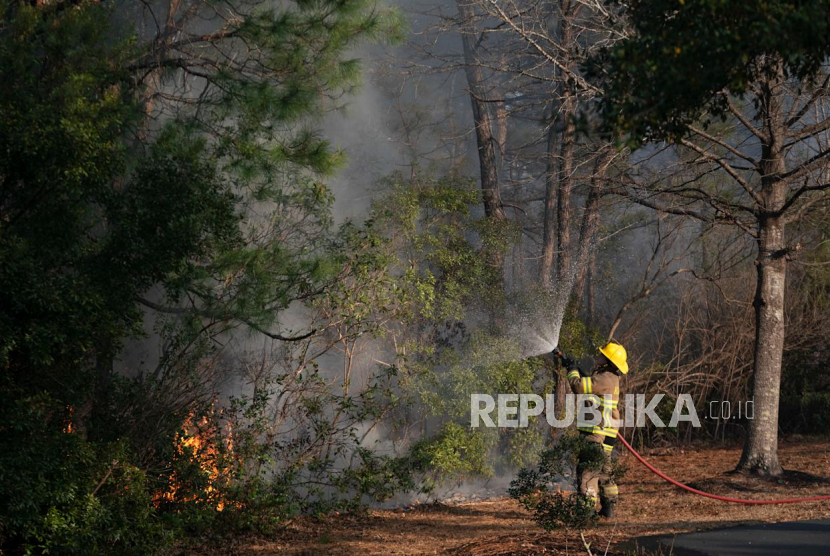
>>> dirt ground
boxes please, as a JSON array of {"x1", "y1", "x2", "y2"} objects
[{"x1": 223, "y1": 438, "x2": 830, "y2": 555}]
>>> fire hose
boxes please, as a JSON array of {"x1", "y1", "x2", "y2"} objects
[{"x1": 617, "y1": 435, "x2": 830, "y2": 505}]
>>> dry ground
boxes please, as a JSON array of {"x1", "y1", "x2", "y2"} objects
[{"x1": 214, "y1": 438, "x2": 830, "y2": 555}]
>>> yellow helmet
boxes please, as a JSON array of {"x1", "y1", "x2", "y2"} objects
[{"x1": 599, "y1": 341, "x2": 629, "y2": 374}]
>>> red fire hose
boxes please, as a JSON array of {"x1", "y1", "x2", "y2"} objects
[{"x1": 617, "y1": 435, "x2": 830, "y2": 505}]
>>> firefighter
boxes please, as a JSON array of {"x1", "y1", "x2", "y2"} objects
[{"x1": 551, "y1": 341, "x2": 628, "y2": 518}]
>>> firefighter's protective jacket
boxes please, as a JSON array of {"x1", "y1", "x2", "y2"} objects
[{"x1": 567, "y1": 365, "x2": 620, "y2": 454}]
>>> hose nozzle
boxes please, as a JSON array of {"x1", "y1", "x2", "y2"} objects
[{"x1": 548, "y1": 346, "x2": 574, "y2": 369}]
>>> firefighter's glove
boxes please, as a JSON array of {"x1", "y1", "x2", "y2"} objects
[{"x1": 559, "y1": 353, "x2": 576, "y2": 370}]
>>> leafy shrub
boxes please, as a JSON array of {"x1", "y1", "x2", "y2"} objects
[
  {"x1": 780, "y1": 392, "x2": 830, "y2": 435},
  {"x1": 509, "y1": 433, "x2": 623, "y2": 530},
  {"x1": 0, "y1": 393, "x2": 168, "y2": 555},
  {"x1": 199, "y1": 377, "x2": 426, "y2": 537},
  {"x1": 408, "y1": 422, "x2": 494, "y2": 488}
]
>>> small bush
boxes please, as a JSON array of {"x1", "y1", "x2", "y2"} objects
[
  {"x1": 408, "y1": 422, "x2": 494, "y2": 488},
  {"x1": 780, "y1": 392, "x2": 830, "y2": 434},
  {"x1": 0, "y1": 393, "x2": 168, "y2": 555},
  {"x1": 509, "y1": 433, "x2": 621, "y2": 530}
]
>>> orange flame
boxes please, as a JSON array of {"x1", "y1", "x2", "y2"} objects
[
  {"x1": 156, "y1": 412, "x2": 233, "y2": 511},
  {"x1": 63, "y1": 406, "x2": 74, "y2": 434}
]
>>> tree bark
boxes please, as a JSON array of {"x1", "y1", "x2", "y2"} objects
[
  {"x1": 587, "y1": 249, "x2": 597, "y2": 325},
  {"x1": 495, "y1": 98, "x2": 508, "y2": 160},
  {"x1": 555, "y1": 85, "x2": 577, "y2": 286},
  {"x1": 541, "y1": 119, "x2": 559, "y2": 288},
  {"x1": 572, "y1": 148, "x2": 612, "y2": 287},
  {"x1": 738, "y1": 66, "x2": 787, "y2": 476},
  {"x1": 551, "y1": 146, "x2": 612, "y2": 324},
  {"x1": 457, "y1": 0, "x2": 508, "y2": 291},
  {"x1": 540, "y1": 0, "x2": 578, "y2": 289},
  {"x1": 457, "y1": 0, "x2": 506, "y2": 224},
  {"x1": 739, "y1": 217, "x2": 786, "y2": 476}
]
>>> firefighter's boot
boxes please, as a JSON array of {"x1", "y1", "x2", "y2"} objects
[
  {"x1": 599, "y1": 482, "x2": 618, "y2": 518},
  {"x1": 599, "y1": 501, "x2": 615, "y2": 519}
]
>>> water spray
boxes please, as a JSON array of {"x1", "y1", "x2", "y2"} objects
[{"x1": 507, "y1": 272, "x2": 583, "y2": 359}]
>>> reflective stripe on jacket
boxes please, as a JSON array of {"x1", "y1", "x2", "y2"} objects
[{"x1": 567, "y1": 367, "x2": 620, "y2": 439}]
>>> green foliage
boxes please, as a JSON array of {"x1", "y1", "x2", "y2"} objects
[
  {"x1": 410, "y1": 333, "x2": 546, "y2": 476},
  {"x1": 370, "y1": 172, "x2": 543, "y2": 481},
  {"x1": 408, "y1": 422, "x2": 494, "y2": 486},
  {"x1": 528, "y1": 490, "x2": 599, "y2": 531},
  {"x1": 214, "y1": 370, "x2": 424, "y2": 535},
  {"x1": 0, "y1": 2, "x2": 242, "y2": 396},
  {"x1": 509, "y1": 434, "x2": 619, "y2": 531},
  {"x1": 172, "y1": 0, "x2": 404, "y2": 183},
  {"x1": 780, "y1": 392, "x2": 830, "y2": 435},
  {"x1": 0, "y1": 0, "x2": 408, "y2": 552},
  {"x1": 0, "y1": 0, "x2": 135, "y2": 374},
  {"x1": 558, "y1": 301, "x2": 604, "y2": 359},
  {"x1": 594, "y1": 0, "x2": 830, "y2": 143},
  {"x1": 0, "y1": 392, "x2": 168, "y2": 555},
  {"x1": 374, "y1": 171, "x2": 512, "y2": 322}
]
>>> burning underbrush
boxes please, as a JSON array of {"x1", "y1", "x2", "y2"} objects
[
  {"x1": 154, "y1": 411, "x2": 236, "y2": 513},
  {"x1": 144, "y1": 392, "x2": 431, "y2": 541}
]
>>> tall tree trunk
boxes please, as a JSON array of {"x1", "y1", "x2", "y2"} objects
[
  {"x1": 738, "y1": 67, "x2": 787, "y2": 476},
  {"x1": 555, "y1": 86, "x2": 576, "y2": 285},
  {"x1": 458, "y1": 1, "x2": 506, "y2": 223},
  {"x1": 552, "y1": 147, "x2": 612, "y2": 327},
  {"x1": 572, "y1": 148, "x2": 612, "y2": 285},
  {"x1": 541, "y1": 120, "x2": 559, "y2": 288},
  {"x1": 540, "y1": 0, "x2": 578, "y2": 289},
  {"x1": 140, "y1": 0, "x2": 183, "y2": 137},
  {"x1": 495, "y1": 99, "x2": 508, "y2": 160},
  {"x1": 586, "y1": 249, "x2": 597, "y2": 326},
  {"x1": 572, "y1": 256, "x2": 587, "y2": 306},
  {"x1": 457, "y1": 0, "x2": 507, "y2": 285},
  {"x1": 739, "y1": 215, "x2": 786, "y2": 476}
]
